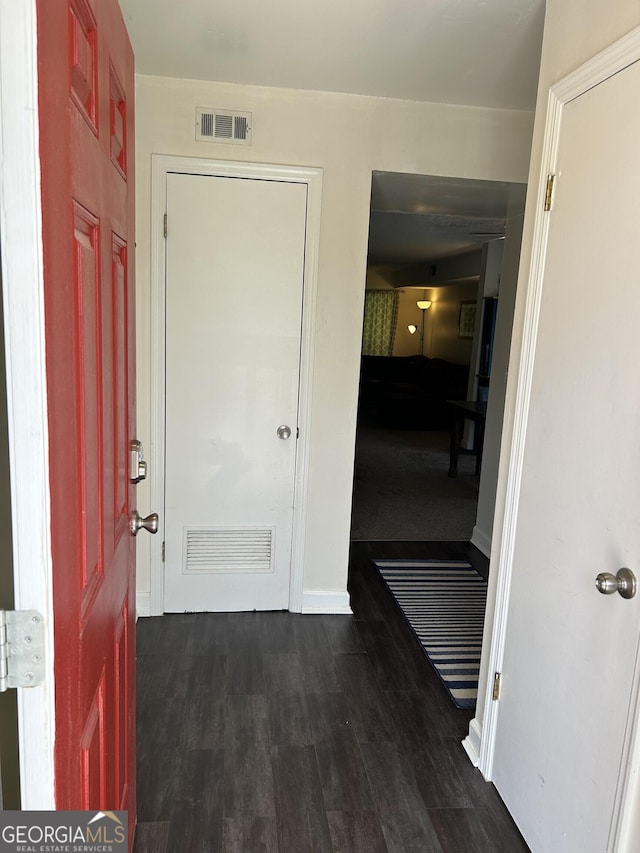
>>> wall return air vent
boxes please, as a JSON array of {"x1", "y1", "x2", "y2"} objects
[
  {"x1": 183, "y1": 527, "x2": 273, "y2": 574},
  {"x1": 195, "y1": 107, "x2": 252, "y2": 145}
]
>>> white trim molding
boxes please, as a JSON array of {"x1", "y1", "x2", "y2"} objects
[
  {"x1": 470, "y1": 525, "x2": 491, "y2": 558},
  {"x1": 0, "y1": 0, "x2": 56, "y2": 809},
  {"x1": 477, "y1": 76, "x2": 564, "y2": 785},
  {"x1": 301, "y1": 590, "x2": 352, "y2": 615},
  {"x1": 475, "y1": 24, "x2": 640, "y2": 850},
  {"x1": 149, "y1": 155, "x2": 323, "y2": 616},
  {"x1": 136, "y1": 592, "x2": 151, "y2": 619},
  {"x1": 461, "y1": 717, "x2": 482, "y2": 768}
]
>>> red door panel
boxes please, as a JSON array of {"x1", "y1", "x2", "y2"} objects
[{"x1": 36, "y1": 0, "x2": 136, "y2": 838}]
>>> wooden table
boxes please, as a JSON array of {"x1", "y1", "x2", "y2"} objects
[{"x1": 447, "y1": 400, "x2": 487, "y2": 478}]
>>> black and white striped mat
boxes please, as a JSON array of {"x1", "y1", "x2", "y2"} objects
[{"x1": 373, "y1": 560, "x2": 487, "y2": 710}]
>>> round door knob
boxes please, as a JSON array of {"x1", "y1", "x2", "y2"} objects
[
  {"x1": 130, "y1": 510, "x2": 159, "y2": 536},
  {"x1": 277, "y1": 425, "x2": 292, "y2": 440},
  {"x1": 595, "y1": 567, "x2": 637, "y2": 599}
]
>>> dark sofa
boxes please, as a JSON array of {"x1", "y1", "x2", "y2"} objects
[{"x1": 359, "y1": 354, "x2": 470, "y2": 429}]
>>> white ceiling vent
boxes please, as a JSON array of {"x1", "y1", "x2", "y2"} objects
[{"x1": 195, "y1": 107, "x2": 252, "y2": 145}]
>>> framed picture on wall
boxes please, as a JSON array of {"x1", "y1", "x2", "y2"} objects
[{"x1": 458, "y1": 301, "x2": 477, "y2": 339}]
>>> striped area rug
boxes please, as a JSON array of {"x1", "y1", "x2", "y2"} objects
[{"x1": 373, "y1": 560, "x2": 487, "y2": 710}]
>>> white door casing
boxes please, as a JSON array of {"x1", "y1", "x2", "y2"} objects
[
  {"x1": 0, "y1": 0, "x2": 55, "y2": 807},
  {"x1": 476, "y1": 27, "x2": 640, "y2": 853},
  {"x1": 164, "y1": 172, "x2": 306, "y2": 612},
  {"x1": 148, "y1": 156, "x2": 322, "y2": 616}
]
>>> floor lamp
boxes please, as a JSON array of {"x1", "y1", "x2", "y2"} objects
[{"x1": 408, "y1": 300, "x2": 431, "y2": 355}]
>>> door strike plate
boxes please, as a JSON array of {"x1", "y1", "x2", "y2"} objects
[{"x1": 0, "y1": 610, "x2": 46, "y2": 692}]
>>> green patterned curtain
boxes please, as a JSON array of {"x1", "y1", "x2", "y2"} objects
[{"x1": 362, "y1": 290, "x2": 399, "y2": 356}]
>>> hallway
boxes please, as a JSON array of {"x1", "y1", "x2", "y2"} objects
[
  {"x1": 350, "y1": 425, "x2": 479, "y2": 541},
  {"x1": 134, "y1": 541, "x2": 528, "y2": 852}
]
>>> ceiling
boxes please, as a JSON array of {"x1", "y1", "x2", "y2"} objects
[
  {"x1": 119, "y1": 0, "x2": 543, "y2": 270},
  {"x1": 368, "y1": 172, "x2": 528, "y2": 265},
  {"x1": 119, "y1": 0, "x2": 545, "y2": 112}
]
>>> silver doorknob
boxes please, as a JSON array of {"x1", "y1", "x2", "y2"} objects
[
  {"x1": 277, "y1": 425, "x2": 291, "y2": 440},
  {"x1": 130, "y1": 511, "x2": 159, "y2": 536},
  {"x1": 595, "y1": 567, "x2": 637, "y2": 599}
]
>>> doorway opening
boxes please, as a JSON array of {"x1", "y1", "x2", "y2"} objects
[{"x1": 350, "y1": 172, "x2": 526, "y2": 549}]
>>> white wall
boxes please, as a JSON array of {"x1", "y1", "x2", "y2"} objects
[
  {"x1": 471, "y1": 216, "x2": 523, "y2": 555},
  {"x1": 393, "y1": 289, "x2": 428, "y2": 357},
  {"x1": 134, "y1": 74, "x2": 534, "y2": 600},
  {"x1": 363, "y1": 269, "x2": 480, "y2": 362},
  {"x1": 364, "y1": 266, "x2": 394, "y2": 291},
  {"x1": 465, "y1": 241, "x2": 503, "y2": 406},
  {"x1": 424, "y1": 283, "x2": 479, "y2": 363}
]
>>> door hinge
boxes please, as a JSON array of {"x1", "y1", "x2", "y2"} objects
[
  {"x1": 0, "y1": 610, "x2": 45, "y2": 693},
  {"x1": 492, "y1": 671, "x2": 502, "y2": 701},
  {"x1": 544, "y1": 174, "x2": 556, "y2": 212},
  {"x1": 163, "y1": 213, "x2": 168, "y2": 238},
  {"x1": 162, "y1": 541, "x2": 166, "y2": 562}
]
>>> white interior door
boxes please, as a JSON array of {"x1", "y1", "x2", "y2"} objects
[
  {"x1": 163, "y1": 172, "x2": 307, "y2": 612},
  {"x1": 491, "y1": 57, "x2": 640, "y2": 852}
]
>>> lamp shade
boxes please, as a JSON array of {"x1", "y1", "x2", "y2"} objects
[{"x1": 417, "y1": 300, "x2": 432, "y2": 310}]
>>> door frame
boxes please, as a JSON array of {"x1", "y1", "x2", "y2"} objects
[
  {"x1": 148, "y1": 155, "x2": 322, "y2": 616},
  {"x1": 0, "y1": 0, "x2": 55, "y2": 807},
  {"x1": 473, "y1": 24, "x2": 640, "y2": 850}
]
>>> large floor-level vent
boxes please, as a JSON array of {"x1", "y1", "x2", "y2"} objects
[
  {"x1": 195, "y1": 107, "x2": 252, "y2": 145},
  {"x1": 183, "y1": 527, "x2": 273, "y2": 574}
]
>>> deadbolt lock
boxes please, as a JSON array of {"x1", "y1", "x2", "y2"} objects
[{"x1": 129, "y1": 440, "x2": 147, "y2": 482}]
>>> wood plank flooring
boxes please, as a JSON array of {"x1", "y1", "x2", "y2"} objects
[{"x1": 134, "y1": 541, "x2": 529, "y2": 853}]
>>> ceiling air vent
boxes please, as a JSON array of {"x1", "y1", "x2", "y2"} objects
[{"x1": 195, "y1": 107, "x2": 252, "y2": 145}]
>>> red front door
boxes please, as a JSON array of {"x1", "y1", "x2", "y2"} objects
[{"x1": 36, "y1": 0, "x2": 136, "y2": 834}]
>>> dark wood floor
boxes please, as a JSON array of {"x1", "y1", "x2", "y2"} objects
[{"x1": 134, "y1": 540, "x2": 529, "y2": 853}]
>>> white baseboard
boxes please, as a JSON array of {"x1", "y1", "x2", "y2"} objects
[
  {"x1": 462, "y1": 717, "x2": 482, "y2": 767},
  {"x1": 137, "y1": 589, "x2": 350, "y2": 616},
  {"x1": 471, "y1": 525, "x2": 491, "y2": 557},
  {"x1": 136, "y1": 591, "x2": 151, "y2": 619},
  {"x1": 301, "y1": 589, "x2": 352, "y2": 614}
]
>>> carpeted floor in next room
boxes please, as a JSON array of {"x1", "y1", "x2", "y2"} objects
[{"x1": 350, "y1": 424, "x2": 479, "y2": 541}]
